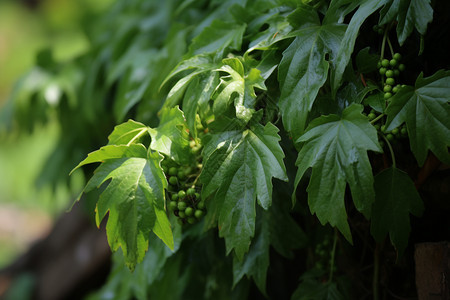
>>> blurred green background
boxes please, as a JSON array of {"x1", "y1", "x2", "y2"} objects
[{"x1": 0, "y1": 0, "x2": 113, "y2": 268}]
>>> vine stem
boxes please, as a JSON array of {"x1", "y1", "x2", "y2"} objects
[
  {"x1": 373, "y1": 242, "x2": 380, "y2": 300},
  {"x1": 381, "y1": 134, "x2": 396, "y2": 168},
  {"x1": 380, "y1": 28, "x2": 388, "y2": 60},
  {"x1": 329, "y1": 229, "x2": 338, "y2": 282}
]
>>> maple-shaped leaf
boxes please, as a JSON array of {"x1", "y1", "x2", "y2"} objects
[
  {"x1": 294, "y1": 104, "x2": 382, "y2": 242},
  {"x1": 278, "y1": 5, "x2": 346, "y2": 139},
  {"x1": 379, "y1": 0, "x2": 433, "y2": 45},
  {"x1": 213, "y1": 57, "x2": 266, "y2": 122},
  {"x1": 385, "y1": 70, "x2": 450, "y2": 165},
  {"x1": 200, "y1": 120, "x2": 287, "y2": 259},
  {"x1": 73, "y1": 144, "x2": 172, "y2": 271},
  {"x1": 148, "y1": 106, "x2": 193, "y2": 164},
  {"x1": 370, "y1": 167, "x2": 424, "y2": 256}
]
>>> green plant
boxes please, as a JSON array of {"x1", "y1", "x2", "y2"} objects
[{"x1": 3, "y1": 0, "x2": 450, "y2": 299}]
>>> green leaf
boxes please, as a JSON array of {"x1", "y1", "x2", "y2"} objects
[
  {"x1": 385, "y1": 70, "x2": 450, "y2": 165},
  {"x1": 294, "y1": 104, "x2": 382, "y2": 242},
  {"x1": 380, "y1": 0, "x2": 433, "y2": 45},
  {"x1": 370, "y1": 167, "x2": 424, "y2": 256},
  {"x1": 201, "y1": 121, "x2": 287, "y2": 259},
  {"x1": 79, "y1": 145, "x2": 172, "y2": 270},
  {"x1": 188, "y1": 19, "x2": 246, "y2": 57},
  {"x1": 330, "y1": 0, "x2": 387, "y2": 94},
  {"x1": 278, "y1": 6, "x2": 346, "y2": 139},
  {"x1": 107, "y1": 119, "x2": 149, "y2": 146},
  {"x1": 213, "y1": 58, "x2": 266, "y2": 122},
  {"x1": 149, "y1": 106, "x2": 193, "y2": 164}
]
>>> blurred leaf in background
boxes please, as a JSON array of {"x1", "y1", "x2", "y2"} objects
[{"x1": 0, "y1": 0, "x2": 113, "y2": 268}]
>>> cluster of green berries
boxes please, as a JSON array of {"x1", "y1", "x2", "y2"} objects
[
  {"x1": 162, "y1": 130, "x2": 206, "y2": 225},
  {"x1": 367, "y1": 109, "x2": 408, "y2": 147},
  {"x1": 377, "y1": 53, "x2": 406, "y2": 101},
  {"x1": 314, "y1": 236, "x2": 336, "y2": 272},
  {"x1": 163, "y1": 160, "x2": 206, "y2": 225}
]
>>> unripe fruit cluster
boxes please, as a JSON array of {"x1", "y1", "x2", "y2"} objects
[
  {"x1": 162, "y1": 138, "x2": 206, "y2": 225},
  {"x1": 366, "y1": 108, "x2": 408, "y2": 147},
  {"x1": 377, "y1": 53, "x2": 406, "y2": 102}
]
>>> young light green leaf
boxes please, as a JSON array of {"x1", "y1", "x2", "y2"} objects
[
  {"x1": 330, "y1": 0, "x2": 387, "y2": 94},
  {"x1": 148, "y1": 106, "x2": 193, "y2": 164},
  {"x1": 201, "y1": 121, "x2": 287, "y2": 259},
  {"x1": 379, "y1": 0, "x2": 433, "y2": 46},
  {"x1": 294, "y1": 104, "x2": 382, "y2": 242},
  {"x1": 213, "y1": 58, "x2": 266, "y2": 122},
  {"x1": 107, "y1": 119, "x2": 149, "y2": 146},
  {"x1": 370, "y1": 167, "x2": 424, "y2": 256},
  {"x1": 279, "y1": 6, "x2": 346, "y2": 139},
  {"x1": 80, "y1": 145, "x2": 173, "y2": 271},
  {"x1": 385, "y1": 70, "x2": 450, "y2": 165}
]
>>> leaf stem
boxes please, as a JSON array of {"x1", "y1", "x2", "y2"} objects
[
  {"x1": 126, "y1": 128, "x2": 148, "y2": 146},
  {"x1": 387, "y1": 37, "x2": 395, "y2": 58},
  {"x1": 380, "y1": 29, "x2": 387, "y2": 60},
  {"x1": 381, "y1": 134, "x2": 396, "y2": 168},
  {"x1": 329, "y1": 229, "x2": 338, "y2": 282},
  {"x1": 370, "y1": 114, "x2": 384, "y2": 124}
]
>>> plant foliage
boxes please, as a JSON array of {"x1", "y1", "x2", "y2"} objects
[{"x1": 3, "y1": 0, "x2": 449, "y2": 298}]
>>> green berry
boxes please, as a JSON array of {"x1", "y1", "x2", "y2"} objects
[
  {"x1": 389, "y1": 59, "x2": 398, "y2": 67},
  {"x1": 187, "y1": 188, "x2": 196, "y2": 196},
  {"x1": 178, "y1": 201, "x2": 187, "y2": 210},
  {"x1": 381, "y1": 59, "x2": 389, "y2": 67},
  {"x1": 185, "y1": 207, "x2": 194, "y2": 216},
  {"x1": 383, "y1": 85, "x2": 392, "y2": 93},
  {"x1": 377, "y1": 61, "x2": 381, "y2": 69},
  {"x1": 194, "y1": 209, "x2": 204, "y2": 219},
  {"x1": 169, "y1": 176, "x2": 178, "y2": 185},
  {"x1": 392, "y1": 127, "x2": 399, "y2": 135},
  {"x1": 178, "y1": 190, "x2": 186, "y2": 199},
  {"x1": 392, "y1": 86, "x2": 399, "y2": 93},
  {"x1": 381, "y1": 125, "x2": 386, "y2": 133},
  {"x1": 384, "y1": 92, "x2": 392, "y2": 99},
  {"x1": 393, "y1": 53, "x2": 402, "y2": 61},
  {"x1": 401, "y1": 127, "x2": 407, "y2": 136},
  {"x1": 394, "y1": 69, "x2": 400, "y2": 77},
  {"x1": 178, "y1": 211, "x2": 186, "y2": 218},
  {"x1": 189, "y1": 140, "x2": 196, "y2": 148},
  {"x1": 377, "y1": 28, "x2": 384, "y2": 35},
  {"x1": 374, "y1": 124, "x2": 381, "y2": 130},
  {"x1": 385, "y1": 70, "x2": 394, "y2": 78},
  {"x1": 191, "y1": 146, "x2": 201, "y2": 154},
  {"x1": 169, "y1": 201, "x2": 178, "y2": 210},
  {"x1": 368, "y1": 113, "x2": 376, "y2": 120},
  {"x1": 386, "y1": 133, "x2": 394, "y2": 141},
  {"x1": 197, "y1": 201, "x2": 205, "y2": 209},
  {"x1": 386, "y1": 78, "x2": 395, "y2": 85},
  {"x1": 398, "y1": 64, "x2": 405, "y2": 72},
  {"x1": 177, "y1": 170, "x2": 186, "y2": 180},
  {"x1": 187, "y1": 217, "x2": 196, "y2": 224},
  {"x1": 195, "y1": 192, "x2": 201, "y2": 200},
  {"x1": 171, "y1": 193, "x2": 179, "y2": 201},
  {"x1": 379, "y1": 67, "x2": 387, "y2": 75},
  {"x1": 169, "y1": 167, "x2": 178, "y2": 176}
]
